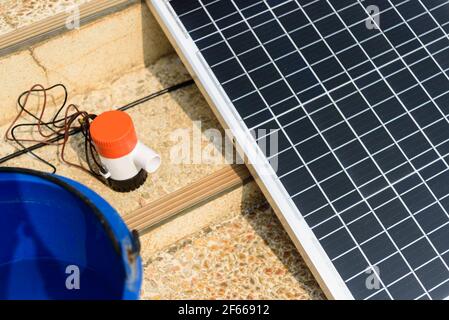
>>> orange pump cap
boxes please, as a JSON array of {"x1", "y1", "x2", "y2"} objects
[{"x1": 90, "y1": 110, "x2": 138, "y2": 159}]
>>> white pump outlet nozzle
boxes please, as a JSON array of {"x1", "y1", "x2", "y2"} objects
[{"x1": 133, "y1": 142, "x2": 161, "y2": 174}]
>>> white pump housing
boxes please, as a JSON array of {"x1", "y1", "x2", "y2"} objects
[{"x1": 99, "y1": 142, "x2": 161, "y2": 181}]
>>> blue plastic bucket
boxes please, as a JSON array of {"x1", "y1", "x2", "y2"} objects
[{"x1": 0, "y1": 168, "x2": 142, "y2": 300}]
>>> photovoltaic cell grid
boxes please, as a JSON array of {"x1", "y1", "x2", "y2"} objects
[{"x1": 169, "y1": 0, "x2": 449, "y2": 299}]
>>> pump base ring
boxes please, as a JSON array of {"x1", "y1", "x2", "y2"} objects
[{"x1": 108, "y1": 169, "x2": 148, "y2": 193}]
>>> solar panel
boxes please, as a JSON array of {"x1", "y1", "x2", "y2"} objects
[{"x1": 150, "y1": 0, "x2": 449, "y2": 299}]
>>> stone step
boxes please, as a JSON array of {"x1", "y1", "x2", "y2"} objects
[
  {"x1": 0, "y1": 0, "x2": 173, "y2": 125},
  {"x1": 0, "y1": 51, "x2": 267, "y2": 262},
  {"x1": 141, "y1": 204, "x2": 324, "y2": 300}
]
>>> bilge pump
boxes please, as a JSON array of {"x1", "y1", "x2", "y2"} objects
[{"x1": 90, "y1": 110, "x2": 161, "y2": 192}]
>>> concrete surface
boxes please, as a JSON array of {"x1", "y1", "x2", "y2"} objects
[
  {"x1": 0, "y1": 1, "x2": 173, "y2": 125},
  {"x1": 0, "y1": 0, "x2": 91, "y2": 35},
  {"x1": 0, "y1": 14, "x2": 13, "y2": 35},
  {"x1": 1, "y1": 54, "x2": 226, "y2": 213},
  {"x1": 141, "y1": 204, "x2": 324, "y2": 300}
]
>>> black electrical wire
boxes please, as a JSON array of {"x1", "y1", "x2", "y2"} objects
[
  {"x1": 0, "y1": 79, "x2": 195, "y2": 166},
  {"x1": 119, "y1": 79, "x2": 195, "y2": 111}
]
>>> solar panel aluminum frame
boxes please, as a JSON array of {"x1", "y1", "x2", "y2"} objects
[{"x1": 148, "y1": 0, "x2": 354, "y2": 299}]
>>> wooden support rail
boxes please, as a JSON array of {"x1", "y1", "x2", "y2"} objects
[
  {"x1": 0, "y1": 0, "x2": 136, "y2": 56},
  {"x1": 124, "y1": 165, "x2": 252, "y2": 232}
]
